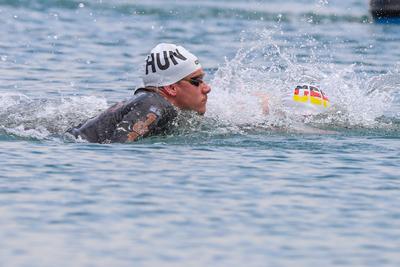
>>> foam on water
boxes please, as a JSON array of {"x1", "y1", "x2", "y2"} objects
[{"x1": 0, "y1": 93, "x2": 107, "y2": 140}]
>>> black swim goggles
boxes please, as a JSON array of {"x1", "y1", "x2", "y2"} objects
[{"x1": 181, "y1": 76, "x2": 204, "y2": 87}]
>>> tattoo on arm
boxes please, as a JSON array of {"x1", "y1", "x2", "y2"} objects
[{"x1": 127, "y1": 113, "x2": 158, "y2": 141}]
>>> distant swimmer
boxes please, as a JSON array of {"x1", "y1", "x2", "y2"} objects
[
  {"x1": 255, "y1": 84, "x2": 330, "y2": 116},
  {"x1": 293, "y1": 85, "x2": 329, "y2": 107},
  {"x1": 67, "y1": 43, "x2": 211, "y2": 143}
]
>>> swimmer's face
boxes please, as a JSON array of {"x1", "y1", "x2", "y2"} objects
[{"x1": 174, "y1": 69, "x2": 211, "y2": 115}]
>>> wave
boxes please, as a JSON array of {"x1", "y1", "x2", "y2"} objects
[
  {"x1": 0, "y1": 0, "x2": 372, "y2": 24},
  {"x1": 0, "y1": 0, "x2": 82, "y2": 10}
]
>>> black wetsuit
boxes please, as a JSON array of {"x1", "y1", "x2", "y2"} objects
[{"x1": 68, "y1": 89, "x2": 177, "y2": 143}]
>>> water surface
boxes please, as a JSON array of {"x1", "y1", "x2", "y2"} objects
[{"x1": 1, "y1": 0, "x2": 400, "y2": 266}]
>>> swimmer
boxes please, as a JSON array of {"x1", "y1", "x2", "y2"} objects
[
  {"x1": 253, "y1": 84, "x2": 330, "y2": 116},
  {"x1": 67, "y1": 43, "x2": 211, "y2": 143}
]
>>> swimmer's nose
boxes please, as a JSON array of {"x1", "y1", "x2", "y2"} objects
[{"x1": 202, "y1": 82, "x2": 211, "y2": 94}]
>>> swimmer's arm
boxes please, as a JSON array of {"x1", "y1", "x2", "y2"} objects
[
  {"x1": 235, "y1": 92, "x2": 269, "y2": 115},
  {"x1": 111, "y1": 111, "x2": 159, "y2": 143},
  {"x1": 127, "y1": 113, "x2": 158, "y2": 142},
  {"x1": 252, "y1": 92, "x2": 269, "y2": 114}
]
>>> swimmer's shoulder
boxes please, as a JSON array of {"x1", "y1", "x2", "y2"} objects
[{"x1": 132, "y1": 88, "x2": 177, "y2": 114}]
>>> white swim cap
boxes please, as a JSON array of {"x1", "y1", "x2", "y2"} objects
[{"x1": 142, "y1": 43, "x2": 202, "y2": 87}]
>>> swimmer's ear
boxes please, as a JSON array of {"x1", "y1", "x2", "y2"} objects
[{"x1": 162, "y1": 85, "x2": 178, "y2": 97}]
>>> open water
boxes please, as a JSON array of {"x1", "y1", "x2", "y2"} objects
[{"x1": 1, "y1": 0, "x2": 400, "y2": 266}]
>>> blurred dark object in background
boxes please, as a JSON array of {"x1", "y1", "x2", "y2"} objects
[{"x1": 370, "y1": 0, "x2": 400, "y2": 18}]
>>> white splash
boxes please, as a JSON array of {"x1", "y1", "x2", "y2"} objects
[
  {"x1": 0, "y1": 94, "x2": 108, "y2": 140},
  {"x1": 207, "y1": 29, "x2": 397, "y2": 132}
]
